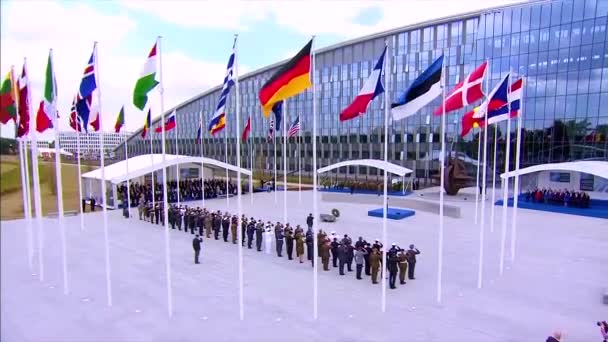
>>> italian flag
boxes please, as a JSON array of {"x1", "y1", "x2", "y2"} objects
[
  {"x1": 0, "y1": 70, "x2": 17, "y2": 124},
  {"x1": 36, "y1": 52, "x2": 57, "y2": 133},
  {"x1": 133, "y1": 42, "x2": 159, "y2": 110}
]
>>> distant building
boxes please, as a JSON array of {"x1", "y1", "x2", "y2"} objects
[
  {"x1": 26, "y1": 140, "x2": 51, "y2": 149},
  {"x1": 57, "y1": 131, "x2": 132, "y2": 160}
]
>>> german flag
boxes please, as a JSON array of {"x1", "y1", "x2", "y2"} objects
[{"x1": 259, "y1": 39, "x2": 312, "y2": 117}]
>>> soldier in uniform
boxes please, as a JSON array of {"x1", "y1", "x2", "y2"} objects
[
  {"x1": 213, "y1": 212, "x2": 221, "y2": 240},
  {"x1": 305, "y1": 228, "x2": 314, "y2": 267},
  {"x1": 370, "y1": 247, "x2": 381, "y2": 284},
  {"x1": 176, "y1": 206, "x2": 183, "y2": 231},
  {"x1": 295, "y1": 230, "x2": 305, "y2": 263},
  {"x1": 321, "y1": 240, "x2": 331, "y2": 271},
  {"x1": 255, "y1": 221, "x2": 264, "y2": 251},
  {"x1": 231, "y1": 215, "x2": 238, "y2": 244},
  {"x1": 337, "y1": 243, "x2": 347, "y2": 275},
  {"x1": 169, "y1": 206, "x2": 175, "y2": 229},
  {"x1": 330, "y1": 238, "x2": 339, "y2": 268},
  {"x1": 274, "y1": 223, "x2": 284, "y2": 257},
  {"x1": 284, "y1": 225, "x2": 294, "y2": 260},
  {"x1": 364, "y1": 243, "x2": 372, "y2": 276},
  {"x1": 222, "y1": 213, "x2": 230, "y2": 242},
  {"x1": 241, "y1": 215, "x2": 247, "y2": 246},
  {"x1": 345, "y1": 241, "x2": 354, "y2": 272},
  {"x1": 317, "y1": 229, "x2": 326, "y2": 258},
  {"x1": 406, "y1": 244, "x2": 420, "y2": 280},
  {"x1": 246, "y1": 218, "x2": 255, "y2": 249},
  {"x1": 197, "y1": 210, "x2": 205, "y2": 236},
  {"x1": 387, "y1": 245, "x2": 399, "y2": 289},
  {"x1": 204, "y1": 211, "x2": 212, "y2": 238},
  {"x1": 398, "y1": 249, "x2": 408, "y2": 285},
  {"x1": 189, "y1": 209, "x2": 196, "y2": 234}
]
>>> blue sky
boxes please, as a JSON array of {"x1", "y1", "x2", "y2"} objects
[{"x1": 0, "y1": 0, "x2": 522, "y2": 139}]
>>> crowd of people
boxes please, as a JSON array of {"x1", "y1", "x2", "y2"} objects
[
  {"x1": 135, "y1": 203, "x2": 421, "y2": 289},
  {"x1": 524, "y1": 188, "x2": 591, "y2": 208},
  {"x1": 118, "y1": 178, "x2": 241, "y2": 208}
]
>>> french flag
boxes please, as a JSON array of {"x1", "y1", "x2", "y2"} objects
[
  {"x1": 155, "y1": 111, "x2": 176, "y2": 133},
  {"x1": 339, "y1": 47, "x2": 386, "y2": 122},
  {"x1": 486, "y1": 78, "x2": 523, "y2": 125}
]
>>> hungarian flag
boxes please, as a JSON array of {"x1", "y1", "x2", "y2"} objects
[
  {"x1": 340, "y1": 47, "x2": 386, "y2": 122},
  {"x1": 17, "y1": 63, "x2": 30, "y2": 137},
  {"x1": 114, "y1": 106, "x2": 125, "y2": 133},
  {"x1": 141, "y1": 109, "x2": 151, "y2": 138},
  {"x1": 155, "y1": 110, "x2": 176, "y2": 133},
  {"x1": 0, "y1": 70, "x2": 17, "y2": 124},
  {"x1": 460, "y1": 107, "x2": 485, "y2": 137},
  {"x1": 36, "y1": 52, "x2": 57, "y2": 133},
  {"x1": 259, "y1": 39, "x2": 312, "y2": 117},
  {"x1": 133, "y1": 42, "x2": 159, "y2": 110},
  {"x1": 434, "y1": 61, "x2": 487, "y2": 115},
  {"x1": 241, "y1": 116, "x2": 251, "y2": 141}
]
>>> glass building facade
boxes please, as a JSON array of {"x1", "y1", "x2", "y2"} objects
[{"x1": 118, "y1": 0, "x2": 608, "y2": 184}]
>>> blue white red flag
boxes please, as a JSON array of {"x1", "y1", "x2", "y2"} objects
[
  {"x1": 208, "y1": 39, "x2": 236, "y2": 135},
  {"x1": 76, "y1": 49, "x2": 99, "y2": 132},
  {"x1": 486, "y1": 78, "x2": 523, "y2": 125},
  {"x1": 340, "y1": 47, "x2": 386, "y2": 121}
]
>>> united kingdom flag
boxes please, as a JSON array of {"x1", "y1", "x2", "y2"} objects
[{"x1": 76, "y1": 48, "x2": 99, "y2": 132}]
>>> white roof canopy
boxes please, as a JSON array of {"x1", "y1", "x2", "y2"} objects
[
  {"x1": 82, "y1": 154, "x2": 252, "y2": 184},
  {"x1": 500, "y1": 161, "x2": 608, "y2": 179},
  {"x1": 316, "y1": 159, "x2": 413, "y2": 177}
]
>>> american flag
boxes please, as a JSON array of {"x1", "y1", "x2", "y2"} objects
[
  {"x1": 288, "y1": 115, "x2": 300, "y2": 137},
  {"x1": 267, "y1": 117, "x2": 274, "y2": 142}
]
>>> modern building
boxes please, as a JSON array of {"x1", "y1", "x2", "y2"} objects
[
  {"x1": 117, "y1": 0, "x2": 608, "y2": 186},
  {"x1": 59, "y1": 131, "x2": 132, "y2": 159},
  {"x1": 26, "y1": 140, "x2": 51, "y2": 149}
]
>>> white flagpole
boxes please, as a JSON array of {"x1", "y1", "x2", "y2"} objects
[
  {"x1": 49, "y1": 50, "x2": 69, "y2": 295},
  {"x1": 381, "y1": 41, "x2": 389, "y2": 312},
  {"x1": 474, "y1": 132, "x2": 480, "y2": 224},
  {"x1": 274, "y1": 119, "x2": 277, "y2": 203},
  {"x1": 150, "y1": 119, "x2": 155, "y2": 210},
  {"x1": 311, "y1": 36, "x2": 319, "y2": 320},
  {"x1": 298, "y1": 115, "x2": 302, "y2": 202},
  {"x1": 21, "y1": 138, "x2": 34, "y2": 269},
  {"x1": 477, "y1": 65, "x2": 491, "y2": 289},
  {"x1": 283, "y1": 99, "x2": 288, "y2": 225},
  {"x1": 234, "y1": 34, "x2": 244, "y2": 320},
  {"x1": 249, "y1": 116, "x2": 253, "y2": 204},
  {"x1": 510, "y1": 77, "x2": 524, "y2": 262},
  {"x1": 76, "y1": 127, "x2": 85, "y2": 230},
  {"x1": 437, "y1": 57, "x2": 447, "y2": 303},
  {"x1": 157, "y1": 36, "x2": 174, "y2": 318},
  {"x1": 225, "y1": 127, "x2": 229, "y2": 210},
  {"x1": 175, "y1": 111, "x2": 180, "y2": 208},
  {"x1": 499, "y1": 72, "x2": 513, "y2": 276},
  {"x1": 200, "y1": 111, "x2": 205, "y2": 207},
  {"x1": 489, "y1": 124, "x2": 498, "y2": 233},
  {"x1": 95, "y1": 42, "x2": 113, "y2": 305},
  {"x1": 124, "y1": 121, "x2": 131, "y2": 218}
]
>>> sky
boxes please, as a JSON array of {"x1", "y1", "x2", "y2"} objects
[{"x1": 0, "y1": 0, "x2": 524, "y2": 140}]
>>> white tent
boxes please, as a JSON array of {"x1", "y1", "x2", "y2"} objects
[
  {"x1": 82, "y1": 154, "x2": 252, "y2": 184},
  {"x1": 500, "y1": 160, "x2": 608, "y2": 180},
  {"x1": 316, "y1": 159, "x2": 413, "y2": 177},
  {"x1": 38, "y1": 147, "x2": 73, "y2": 156}
]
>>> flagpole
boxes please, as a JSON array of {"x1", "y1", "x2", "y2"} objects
[
  {"x1": 298, "y1": 115, "x2": 301, "y2": 202},
  {"x1": 21, "y1": 137, "x2": 34, "y2": 269},
  {"x1": 49, "y1": 49, "x2": 69, "y2": 295},
  {"x1": 77, "y1": 127, "x2": 85, "y2": 230},
  {"x1": 474, "y1": 131, "x2": 480, "y2": 224},
  {"x1": 150, "y1": 117, "x2": 155, "y2": 210},
  {"x1": 200, "y1": 110, "x2": 205, "y2": 207},
  {"x1": 436, "y1": 54, "x2": 447, "y2": 303},
  {"x1": 381, "y1": 41, "x2": 390, "y2": 312},
  {"x1": 477, "y1": 65, "x2": 490, "y2": 289},
  {"x1": 274, "y1": 120, "x2": 277, "y2": 203},
  {"x1": 124, "y1": 118, "x2": 131, "y2": 218},
  {"x1": 311, "y1": 35, "x2": 319, "y2": 320},
  {"x1": 225, "y1": 127, "x2": 229, "y2": 210},
  {"x1": 234, "y1": 34, "x2": 244, "y2": 321},
  {"x1": 489, "y1": 124, "x2": 498, "y2": 233},
  {"x1": 175, "y1": 111, "x2": 180, "y2": 208},
  {"x1": 249, "y1": 117, "x2": 253, "y2": 204},
  {"x1": 157, "y1": 36, "x2": 174, "y2": 318},
  {"x1": 499, "y1": 72, "x2": 513, "y2": 276},
  {"x1": 94, "y1": 42, "x2": 113, "y2": 305},
  {"x1": 283, "y1": 99, "x2": 288, "y2": 226},
  {"x1": 510, "y1": 76, "x2": 524, "y2": 262}
]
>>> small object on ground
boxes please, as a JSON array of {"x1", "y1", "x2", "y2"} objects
[
  {"x1": 332, "y1": 208, "x2": 340, "y2": 217},
  {"x1": 320, "y1": 214, "x2": 336, "y2": 222}
]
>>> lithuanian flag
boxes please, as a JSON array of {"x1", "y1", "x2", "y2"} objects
[
  {"x1": 0, "y1": 70, "x2": 18, "y2": 124},
  {"x1": 259, "y1": 39, "x2": 312, "y2": 117}
]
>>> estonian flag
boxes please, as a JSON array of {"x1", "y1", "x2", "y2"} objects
[{"x1": 391, "y1": 55, "x2": 443, "y2": 121}]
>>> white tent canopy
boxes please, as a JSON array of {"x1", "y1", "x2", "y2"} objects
[
  {"x1": 316, "y1": 159, "x2": 413, "y2": 177},
  {"x1": 82, "y1": 154, "x2": 252, "y2": 184},
  {"x1": 500, "y1": 161, "x2": 608, "y2": 179}
]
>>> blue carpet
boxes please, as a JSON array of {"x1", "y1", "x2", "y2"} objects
[
  {"x1": 495, "y1": 197, "x2": 608, "y2": 219},
  {"x1": 368, "y1": 207, "x2": 415, "y2": 220},
  {"x1": 320, "y1": 188, "x2": 413, "y2": 197}
]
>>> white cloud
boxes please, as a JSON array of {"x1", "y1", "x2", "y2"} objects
[{"x1": 0, "y1": 1, "x2": 237, "y2": 139}]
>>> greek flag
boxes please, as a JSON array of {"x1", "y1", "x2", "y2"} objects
[{"x1": 208, "y1": 39, "x2": 236, "y2": 135}]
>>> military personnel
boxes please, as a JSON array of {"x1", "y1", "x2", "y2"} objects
[
  {"x1": 231, "y1": 215, "x2": 238, "y2": 244},
  {"x1": 241, "y1": 215, "x2": 247, "y2": 246},
  {"x1": 169, "y1": 206, "x2": 175, "y2": 229},
  {"x1": 398, "y1": 250, "x2": 408, "y2": 285},
  {"x1": 154, "y1": 204, "x2": 160, "y2": 225},
  {"x1": 370, "y1": 248, "x2": 381, "y2": 284},
  {"x1": 285, "y1": 226, "x2": 294, "y2": 260},
  {"x1": 345, "y1": 242, "x2": 354, "y2": 272},
  {"x1": 321, "y1": 240, "x2": 331, "y2": 271},
  {"x1": 337, "y1": 243, "x2": 347, "y2": 275},
  {"x1": 204, "y1": 211, "x2": 212, "y2": 238},
  {"x1": 255, "y1": 221, "x2": 264, "y2": 251},
  {"x1": 354, "y1": 246, "x2": 368, "y2": 279},
  {"x1": 295, "y1": 230, "x2": 305, "y2": 263},
  {"x1": 364, "y1": 243, "x2": 372, "y2": 276},
  {"x1": 387, "y1": 245, "x2": 399, "y2": 289},
  {"x1": 176, "y1": 207, "x2": 183, "y2": 231},
  {"x1": 222, "y1": 213, "x2": 230, "y2": 242},
  {"x1": 246, "y1": 218, "x2": 256, "y2": 249},
  {"x1": 317, "y1": 229, "x2": 326, "y2": 258},
  {"x1": 138, "y1": 201, "x2": 144, "y2": 220},
  {"x1": 197, "y1": 211, "x2": 204, "y2": 236},
  {"x1": 406, "y1": 244, "x2": 420, "y2": 280},
  {"x1": 189, "y1": 209, "x2": 196, "y2": 234},
  {"x1": 192, "y1": 234, "x2": 202, "y2": 264},
  {"x1": 213, "y1": 213, "x2": 221, "y2": 240},
  {"x1": 330, "y1": 238, "x2": 339, "y2": 268},
  {"x1": 305, "y1": 228, "x2": 314, "y2": 267},
  {"x1": 274, "y1": 223, "x2": 284, "y2": 257}
]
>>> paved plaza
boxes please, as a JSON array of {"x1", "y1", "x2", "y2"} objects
[{"x1": 1, "y1": 190, "x2": 606, "y2": 341}]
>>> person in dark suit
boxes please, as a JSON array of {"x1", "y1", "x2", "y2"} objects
[
  {"x1": 192, "y1": 234, "x2": 202, "y2": 264},
  {"x1": 90, "y1": 198, "x2": 96, "y2": 212},
  {"x1": 82, "y1": 198, "x2": 87, "y2": 213},
  {"x1": 306, "y1": 213, "x2": 313, "y2": 229}
]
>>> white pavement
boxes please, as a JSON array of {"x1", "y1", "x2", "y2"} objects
[{"x1": 1, "y1": 190, "x2": 606, "y2": 341}]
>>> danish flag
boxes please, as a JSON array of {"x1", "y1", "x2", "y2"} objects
[{"x1": 433, "y1": 61, "x2": 487, "y2": 115}]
